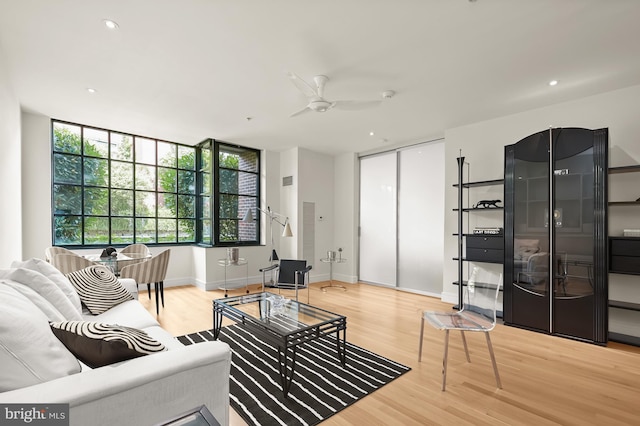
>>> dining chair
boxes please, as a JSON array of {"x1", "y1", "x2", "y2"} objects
[
  {"x1": 118, "y1": 243, "x2": 151, "y2": 272},
  {"x1": 418, "y1": 269, "x2": 502, "y2": 391},
  {"x1": 119, "y1": 249, "x2": 171, "y2": 315},
  {"x1": 45, "y1": 246, "x2": 74, "y2": 263},
  {"x1": 51, "y1": 253, "x2": 97, "y2": 275}
]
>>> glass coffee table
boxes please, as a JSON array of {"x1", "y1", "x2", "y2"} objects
[{"x1": 212, "y1": 292, "x2": 347, "y2": 397}]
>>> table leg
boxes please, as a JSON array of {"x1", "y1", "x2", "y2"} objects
[
  {"x1": 277, "y1": 345, "x2": 297, "y2": 398},
  {"x1": 321, "y1": 261, "x2": 346, "y2": 292},
  {"x1": 336, "y1": 328, "x2": 347, "y2": 366},
  {"x1": 213, "y1": 305, "x2": 223, "y2": 339}
]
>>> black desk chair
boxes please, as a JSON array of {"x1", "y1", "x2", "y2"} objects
[{"x1": 259, "y1": 259, "x2": 312, "y2": 303}]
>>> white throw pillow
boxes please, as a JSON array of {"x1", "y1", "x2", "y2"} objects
[
  {"x1": 0, "y1": 268, "x2": 83, "y2": 321},
  {"x1": 66, "y1": 265, "x2": 134, "y2": 315},
  {"x1": 0, "y1": 279, "x2": 66, "y2": 321},
  {"x1": 0, "y1": 283, "x2": 81, "y2": 392},
  {"x1": 11, "y1": 257, "x2": 82, "y2": 314}
]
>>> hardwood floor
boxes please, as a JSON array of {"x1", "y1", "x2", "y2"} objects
[{"x1": 137, "y1": 282, "x2": 640, "y2": 425}]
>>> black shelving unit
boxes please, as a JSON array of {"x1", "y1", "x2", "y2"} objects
[
  {"x1": 454, "y1": 157, "x2": 504, "y2": 309},
  {"x1": 607, "y1": 164, "x2": 640, "y2": 346}
]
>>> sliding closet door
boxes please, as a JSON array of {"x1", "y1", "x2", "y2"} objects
[
  {"x1": 398, "y1": 142, "x2": 444, "y2": 294},
  {"x1": 359, "y1": 152, "x2": 397, "y2": 286}
]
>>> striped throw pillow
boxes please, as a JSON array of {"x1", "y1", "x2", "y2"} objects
[
  {"x1": 66, "y1": 265, "x2": 133, "y2": 314},
  {"x1": 50, "y1": 321, "x2": 166, "y2": 368}
]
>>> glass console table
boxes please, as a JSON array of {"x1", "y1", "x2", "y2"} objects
[
  {"x1": 217, "y1": 258, "x2": 249, "y2": 297},
  {"x1": 320, "y1": 256, "x2": 347, "y2": 291}
]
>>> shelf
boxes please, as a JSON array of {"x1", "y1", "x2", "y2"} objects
[
  {"x1": 454, "y1": 207, "x2": 504, "y2": 212},
  {"x1": 609, "y1": 332, "x2": 640, "y2": 346},
  {"x1": 609, "y1": 300, "x2": 640, "y2": 311},
  {"x1": 453, "y1": 280, "x2": 504, "y2": 291},
  {"x1": 453, "y1": 178, "x2": 504, "y2": 188},
  {"x1": 453, "y1": 257, "x2": 503, "y2": 264},
  {"x1": 609, "y1": 201, "x2": 640, "y2": 206},
  {"x1": 608, "y1": 165, "x2": 640, "y2": 174}
]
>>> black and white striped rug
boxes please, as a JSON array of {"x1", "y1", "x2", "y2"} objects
[{"x1": 177, "y1": 324, "x2": 410, "y2": 426}]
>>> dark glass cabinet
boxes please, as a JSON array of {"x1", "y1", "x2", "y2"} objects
[{"x1": 504, "y1": 128, "x2": 608, "y2": 345}]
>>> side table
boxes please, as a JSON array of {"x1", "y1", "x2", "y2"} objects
[
  {"x1": 217, "y1": 258, "x2": 249, "y2": 297},
  {"x1": 320, "y1": 257, "x2": 347, "y2": 291}
]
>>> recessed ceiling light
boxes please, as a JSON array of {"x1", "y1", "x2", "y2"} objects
[
  {"x1": 87, "y1": 88, "x2": 96, "y2": 94},
  {"x1": 549, "y1": 80, "x2": 558, "y2": 86},
  {"x1": 103, "y1": 19, "x2": 119, "y2": 30},
  {"x1": 369, "y1": 131, "x2": 375, "y2": 136}
]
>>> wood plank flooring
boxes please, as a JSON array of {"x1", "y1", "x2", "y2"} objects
[{"x1": 137, "y1": 282, "x2": 640, "y2": 425}]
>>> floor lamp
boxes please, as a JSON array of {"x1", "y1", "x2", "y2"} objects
[{"x1": 242, "y1": 206, "x2": 293, "y2": 264}]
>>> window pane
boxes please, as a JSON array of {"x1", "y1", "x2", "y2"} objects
[
  {"x1": 54, "y1": 216, "x2": 82, "y2": 245},
  {"x1": 135, "y1": 218, "x2": 156, "y2": 243},
  {"x1": 158, "y1": 167, "x2": 177, "y2": 192},
  {"x1": 201, "y1": 219, "x2": 211, "y2": 244},
  {"x1": 178, "y1": 146, "x2": 195, "y2": 170},
  {"x1": 158, "y1": 193, "x2": 177, "y2": 218},
  {"x1": 202, "y1": 172, "x2": 211, "y2": 194},
  {"x1": 219, "y1": 194, "x2": 238, "y2": 219},
  {"x1": 135, "y1": 137, "x2": 156, "y2": 165},
  {"x1": 136, "y1": 191, "x2": 156, "y2": 217},
  {"x1": 238, "y1": 171, "x2": 258, "y2": 196},
  {"x1": 219, "y1": 151, "x2": 238, "y2": 169},
  {"x1": 111, "y1": 133, "x2": 133, "y2": 161},
  {"x1": 219, "y1": 169, "x2": 238, "y2": 194},
  {"x1": 158, "y1": 219, "x2": 177, "y2": 243},
  {"x1": 84, "y1": 187, "x2": 109, "y2": 215},
  {"x1": 219, "y1": 145, "x2": 259, "y2": 172},
  {"x1": 54, "y1": 153, "x2": 81, "y2": 184},
  {"x1": 178, "y1": 195, "x2": 195, "y2": 218},
  {"x1": 219, "y1": 219, "x2": 237, "y2": 242},
  {"x1": 54, "y1": 184, "x2": 81, "y2": 215},
  {"x1": 178, "y1": 219, "x2": 195, "y2": 242},
  {"x1": 178, "y1": 170, "x2": 195, "y2": 194},
  {"x1": 111, "y1": 189, "x2": 133, "y2": 216},
  {"x1": 111, "y1": 161, "x2": 133, "y2": 189},
  {"x1": 201, "y1": 196, "x2": 210, "y2": 216},
  {"x1": 201, "y1": 149, "x2": 211, "y2": 170},
  {"x1": 238, "y1": 196, "x2": 257, "y2": 241},
  {"x1": 84, "y1": 217, "x2": 109, "y2": 244},
  {"x1": 136, "y1": 165, "x2": 156, "y2": 190},
  {"x1": 84, "y1": 157, "x2": 109, "y2": 187},
  {"x1": 158, "y1": 142, "x2": 176, "y2": 167},
  {"x1": 83, "y1": 128, "x2": 109, "y2": 158},
  {"x1": 111, "y1": 217, "x2": 134, "y2": 244},
  {"x1": 53, "y1": 123, "x2": 81, "y2": 154}
]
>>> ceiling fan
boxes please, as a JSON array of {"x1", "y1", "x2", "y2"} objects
[{"x1": 287, "y1": 72, "x2": 390, "y2": 117}]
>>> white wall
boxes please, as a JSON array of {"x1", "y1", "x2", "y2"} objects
[
  {"x1": 333, "y1": 153, "x2": 358, "y2": 283},
  {"x1": 0, "y1": 48, "x2": 22, "y2": 267}
]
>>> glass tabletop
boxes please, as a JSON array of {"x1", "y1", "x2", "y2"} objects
[{"x1": 213, "y1": 292, "x2": 344, "y2": 335}]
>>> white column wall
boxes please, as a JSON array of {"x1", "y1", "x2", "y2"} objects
[{"x1": 0, "y1": 49, "x2": 22, "y2": 267}]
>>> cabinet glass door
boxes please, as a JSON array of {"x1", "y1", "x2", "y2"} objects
[
  {"x1": 509, "y1": 130, "x2": 551, "y2": 333},
  {"x1": 552, "y1": 128, "x2": 596, "y2": 341}
]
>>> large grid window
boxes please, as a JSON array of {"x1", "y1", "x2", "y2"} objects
[
  {"x1": 52, "y1": 120, "x2": 197, "y2": 246},
  {"x1": 197, "y1": 140, "x2": 260, "y2": 246}
]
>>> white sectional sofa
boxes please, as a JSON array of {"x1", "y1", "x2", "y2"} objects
[{"x1": 0, "y1": 258, "x2": 231, "y2": 426}]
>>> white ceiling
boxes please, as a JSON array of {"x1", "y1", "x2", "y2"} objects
[{"x1": 2, "y1": 0, "x2": 640, "y2": 155}]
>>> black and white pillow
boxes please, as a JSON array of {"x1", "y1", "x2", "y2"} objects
[
  {"x1": 50, "y1": 321, "x2": 166, "y2": 368},
  {"x1": 66, "y1": 265, "x2": 133, "y2": 314}
]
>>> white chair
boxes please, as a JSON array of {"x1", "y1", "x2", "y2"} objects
[
  {"x1": 418, "y1": 269, "x2": 502, "y2": 391},
  {"x1": 119, "y1": 249, "x2": 171, "y2": 315}
]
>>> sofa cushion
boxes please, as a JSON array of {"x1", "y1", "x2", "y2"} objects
[
  {"x1": 50, "y1": 321, "x2": 166, "y2": 368},
  {"x1": 84, "y1": 299, "x2": 159, "y2": 330},
  {"x1": 0, "y1": 279, "x2": 66, "y2": 321},
  {"x1": 0, "y1": 284, "x2": 81, "y2": 392},
  {"x1": 11, "y1": 257, "x2": 82, "y2": 314},
  {"x1": 0, "y1": 267, "x2": 83, "y2": 321},
  {"x1": 66, "y1": 265, "x2": 133, "y2": 314}
]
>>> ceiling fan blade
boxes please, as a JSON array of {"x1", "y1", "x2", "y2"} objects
[
  {"x1": 289, "y1": 106, "x2": 312, "y2": 117},
  {"x1": 287, "y1": 72, "x2": 318, "y2": 98},
  {"x1": 333, "y1": 100, "x2": 382, "y2": 111}
]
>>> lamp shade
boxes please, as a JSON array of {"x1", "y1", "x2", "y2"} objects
[
  {"x1": 242, "y1": 209, "x2": 254, "y2": 222},
  {"x1": 282, "y1": 222, "x2": 293, "y2": 237}
]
